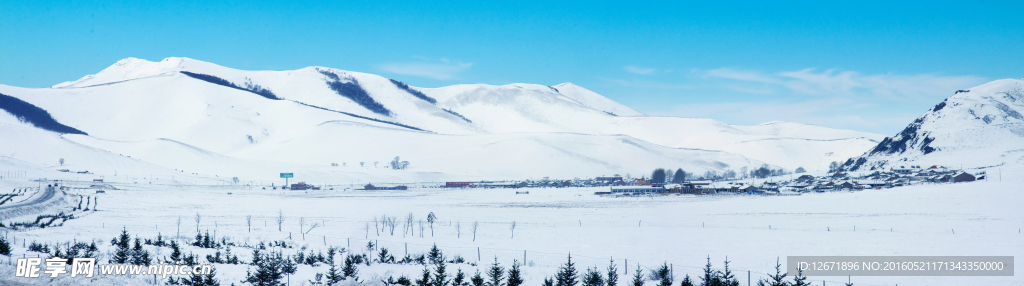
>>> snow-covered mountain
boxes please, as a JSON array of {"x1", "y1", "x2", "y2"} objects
[
  {"x1": 841, "y1": 78, "x2": 1024, "y2": 172},
  {"x1": 0, "y1": 57, "x2": 885, "y2": 182}
]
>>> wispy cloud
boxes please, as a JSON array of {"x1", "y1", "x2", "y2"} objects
[
  {"x1": 378, "y1": 57, "x2": 473, "y2": 80},
  {"x1": 598, "y1": 76, "x2": 692, "y2": 89},
  {"x1": 654, "y1": 98, "x2": 919, "y2": 133},
  {"x1": 623, "y1": 65, "x2": 657, "y2": 75},
  {"x1": 699, "y1": 67, "x2": 987, "y2": 101}
]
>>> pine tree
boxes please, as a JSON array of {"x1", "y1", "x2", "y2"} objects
[
  {"x1": 543, "y1": 277, "x2": 555, "y2": 286},
  {"x1": 701, "y1": 257, "x2": 719, "y2": 286},
  {"x1": 203, "y1": 265, "x2": 220, "y2": 286},
  {"x1": 680, "y1": 275, "x2": 694, "y2": 286},
  {"x1": 471, "y1": 271, "x2": 485, "y2": 286},
  {"x1": 756, "y1": 258, "x2": 788, "y2": 286},
  {"x1": 110, "y1": 228, "x2": 131, "y2": 264},
  {"x1": 188, "y1": 268, "x2": 205, "y2": 286},
  {"x1": 429, "y1": 244, "x2": 445, "y2": 265},
  {"x1": 0, "y1": 237, "x2": 11, "y2": 256},
  {"x1": 453, "y1": 269, "x2": 467, "y2": 286},
  {"x1": 416, "y1": 267, "x2": 433, "y2": 286},
  {"x1": 326, "y1": 247, "x2": 344, "y2": 285},
  {"x1": 131, "y1": 237, "x2": 150, "y2": 266},
  {"x1": 583, "y1": 267, "x2": 605, "y2": 286},
  {"x1": 655, "y1": 263, "x2": 671, "y2": 286},
  {"x1": 244, "y1": 250, "x2": 286, "y2": 286},
  {"x1": 791, "y1": 269, "x2": 809, "y2": 286},
  {"x1": 722, "y1": 257, "x2": 739, "y2": 286},
  {"x1": 630, "y1": 265, "x2": 643, "y2": 286},
  {"x1": 556, "y1": 254, "x2": 578, "y2": 286},
  {"x1": 606, "y1": 259, "x2": 618, "y2": 286},
  {"x1": 507, "y1": 260, "x2": 524, "y2": 286},
  {"x1": 342, "y1": 254, "x2": 360, "y2": 280},
  {"x1": 434, "y1": 259, "x2": 450, "y2": 286},
  {"x1": 673, "y1": 169, "x2": 686, "y2": 183},
  {"x1": 487, "y1": 258, "x2": 505, "y2": 286}
]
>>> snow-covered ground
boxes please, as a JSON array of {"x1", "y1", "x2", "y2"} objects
[{"x1": 0, "y1": 177, "x2": 1019, "y2": 286}]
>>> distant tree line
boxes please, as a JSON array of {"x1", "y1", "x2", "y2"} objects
[
  {"x1": 390, "y1": 79, "x2": 437, "y2": 104},
  {"x1": 320, "y1": 70, "x2": 392, "y2": 116},
  {"x1": 180, "y1": 71, "x2": 280, "y2": 100},
  {"x1": 0, "y1": 92, "x2": 87, "y2": 135},
  {"x1": 648, "y1": 164, "x2": 790, "y2": 183}
]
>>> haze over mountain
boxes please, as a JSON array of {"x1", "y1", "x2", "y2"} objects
[
  {"x1": 1, "y1": 57, "x2": 886, "y2": 183},
  {"x1": 842, "y1": 78, "x2": 1024, "y2": 172}
]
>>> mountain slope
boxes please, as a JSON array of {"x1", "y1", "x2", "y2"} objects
[
  {"x1": 0, "y1": 57, "x2": 890, "y2": 181},
  {"x1": 841, "y1": 78, "x2": 1024, "y2": 171}
]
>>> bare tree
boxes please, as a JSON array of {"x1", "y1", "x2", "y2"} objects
[
  {"x1": 427, "y1": 212, "x2": 437, "y2": 237},
  {"x1": 195, "y1": 212, "x2": 202, "y2": 232},
  {"x1": 365, "y1": 223, "x2": 369, "y2": 239},
  {"x1": 246, "y1": 215, "x2": 252, "y2": 233},
  {"x1": 456, "y1": 221, "x2": 461, "y2": 238},
  {"x1": 472, "y1": 221, "x2": 479, "y2": 242},
  {"x1": 418, "y1": 219, "x2": 425, "y2": 238},
  {"x1": 300, "y1": 217, "x2": 306, "y2": 237},
  {"x1": 373, "y1": 216, "x2": 380, "y2": 236},
  {"x1": 277, "y1": 210, "x2": 285, "y2": 232},
  {"x1": 405, "y1": 213, "x2": 415, "y2": 235},
  {"x1": 510, "y1": 221, "x2": 516, "y2": 238},
  {"x1": 176, "y1": 216, "x2": 182, "y2": 238},
  {"x1": 388, "y1": 216, "x2": 397, "y2": 235}
]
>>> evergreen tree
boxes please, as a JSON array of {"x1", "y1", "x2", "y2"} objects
[
  {"x1": 543, "y1": 277, "x2": 555, "y2": 286},
  {"x1": 630, "y1": 266, "x2": 643, "y2": 286},
  {"x1": 791, "y1": 269, "x2": 808, "y2": 286},
  {"x1": 203, "y1": 266, "x2": 220, "y2": 286},
  {"x1": 471, "y1": 271, "x2": 485, "y2": 286},
  {"x1": 755, "y1": 258, "x2": 788, "y2": 286},
  {"x1": 722, "y1": 257, "x2": 739, "y2": 286},
  {"x1": 325, "y1": 247, "x2": 344, "y2": 285},
  {"x1": 131, "y1": 237, "x2": 150, "y2": 266},
  {"x1": 434, "y1": 258, "x2": 450, "y2": 286},
  {"x1": 651, "y1": 169, "x2": 667, "y2": 184},
  {"x1": 487, "y1": 258, "x2": 505, "y2": 286},
  {"x1": 453, "y1": 269, "x2": 467, "y2": 286},
  {"x1": 673, "y1": 169, "x2": 686, "y2": 183},
  {"x1": 507, "y1": 260, "x2": 524, "y2": 286},
  {"x1": 556, "y1": 254, "x2": 578, "y2": 286},
  {"x1": 655, "y1": 263, "x2": 671, "y2": 286},
  {"x1": 379, "y1": 247, "x2": 395, "y2": 263},
  {"x1": 680, "y1": 275, "x2": 694, "y2": 286},
  {"x1": 416, "y1": 267, "x2": 432, "y2": 286},
  {"x1": 0, "y1": 237, "x2": 11, "y2": 256},
  {"x1": 583, "y1": 267, "x2": 605, "y2": 286},
  {"x1": 429, "y1": 244, "x2": 445, "y2": 265},
  {"x1": 188, "y1": 268, "x2": 206, "y2": 286},
  {"x1": 244, "y1": 250, "x2": 288, "y2": 286},
  {"x1": 700, "y1": 257, "x2": 720, "y2": 286},
  {"x1": 343, "y1": 254, "x2": 360, "y2": 280},
  {"x1": 110, "y1": 228, "x2": 131, "y2": 264},
  {"x1": 606, "y1": 259, "x2": 618, "y2": 286}
]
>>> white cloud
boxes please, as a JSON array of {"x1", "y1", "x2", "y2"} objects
[
  {"x1": 654, "y1": 98, "x2": 920, "y2": 134},
  {"x1": 700, "y1": 68, "x2": 987, "y2": 101},
  {"x1": 378, "y1": 58, "x2": 473, "y2": 80},
  {"x1": 597, "y1": 77, "x2": 692, "y2": 89},
  {"x1": 623, "y1": 65, "x2": 657, "y2": 75}
]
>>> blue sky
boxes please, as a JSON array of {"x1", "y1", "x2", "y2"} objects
[{"x1": 2, "y1": 1, "x2": 1022, "y2": 134}]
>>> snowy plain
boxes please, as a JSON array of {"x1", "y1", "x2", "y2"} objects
[{"x1": 0, "y1": 176, "x2": 1020, "y2": 286}]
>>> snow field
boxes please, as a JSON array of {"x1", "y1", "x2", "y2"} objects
[{"x1": 0, "y1": 179, "x2": 1019, "y2": 286}]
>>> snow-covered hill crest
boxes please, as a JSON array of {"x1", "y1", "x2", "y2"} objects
[
  {"x1": 0, "y1": 57, "x2": 890, "y2": 180},
  {"x1": 842, "y1": 78, "x2": 1024, "y2": 171}
]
